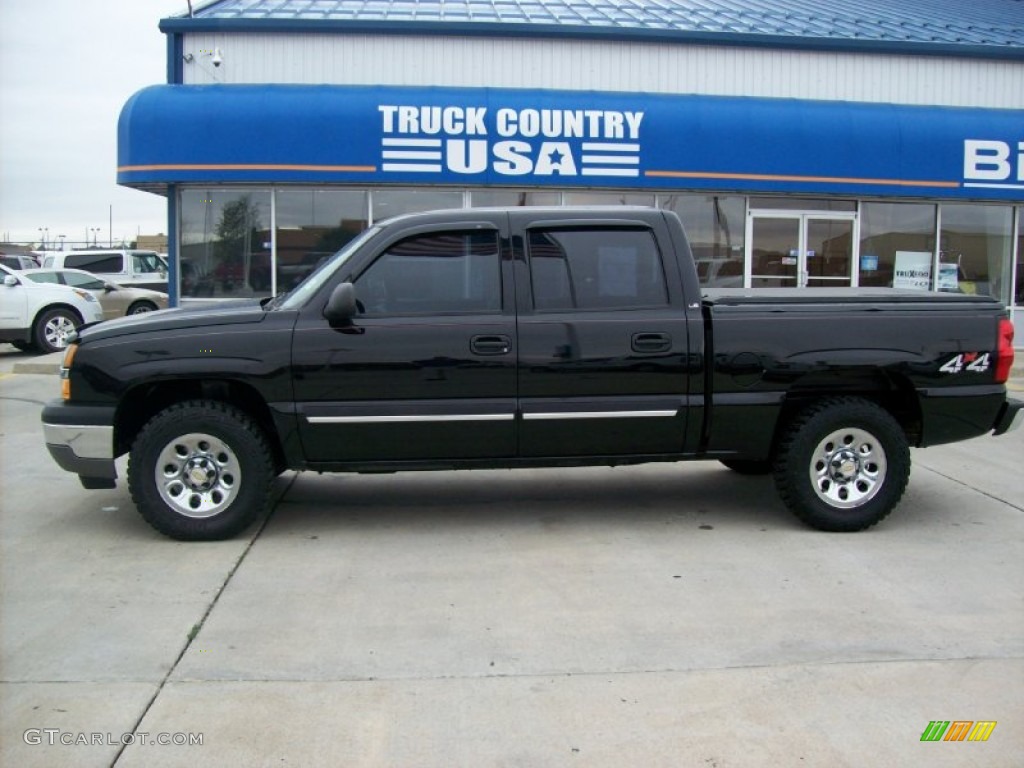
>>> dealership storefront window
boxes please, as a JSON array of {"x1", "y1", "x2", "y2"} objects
[
  {"x1": 660, "y1": 195, "x2": 746, "y2": 287},
  {"x1": 859, "y1": 202, "x2": 937, "y2": 290},
  {"x1": 174, "y1": 187, "x2": 1022, "y2": 325},
  {"x1": 276, "y1": 190, "x2": 369, "y2": 292},
  {"x1": 469, "y1": 190, "x2": 560, "y2": 207},
  {"x1": 371, "y1": 188, "x2": 464, "y2": 223},
  {"x1": 179, "y1": 188, "x2": 272, "y2": 299},
  {"x1": 939, "y1": 203, "x2": 1014, "y2": 303},
  {"x1": 1017, "y1": 208, "x2": 1023, "y2": 309}
]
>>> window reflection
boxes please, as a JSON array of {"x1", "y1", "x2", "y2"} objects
[
  {"x1": 659, "y1": 195, "x2": 745, "y2": 286},
  {"x1": 939, "y1": 203, "x2": 1013, "y2": 302},
  {"x1": 562, "y1": 191, "x2": 655, "y2": 206},
  {"x1": 275, "y1": 190, "x2": 368, "y2": 292},
  {"x1": 469, "y1": 189, "x2": 560, "y2": 207},
  {"x1": 370, "y1": 188, "x2": 463, "y2": 223},
  {"x1": 179, "y1": 189, "x2": 271, "y2": 300}
]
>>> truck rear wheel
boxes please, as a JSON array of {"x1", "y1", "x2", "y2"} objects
[
  {"x1": 128, "y1": 401, "x2": 274, "y2": 540},
  {"x1": 774, "y1": 397, "x2": 910, "y2": 532}
]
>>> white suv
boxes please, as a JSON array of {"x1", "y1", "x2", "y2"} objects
[
  {"x1": 42, "y1": 249, "x2": 168, "y2": 291},
  {"x1": 0, "y1": 264, "x2": 105, "y2": 353}
]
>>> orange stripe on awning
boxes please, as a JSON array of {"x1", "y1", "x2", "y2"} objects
[
  {"x1": 118, "y1": 164, "x2": 377, "y2": 173},
  {"x1": 644, "y1": 169, "x2": 961, "y2": 189}
]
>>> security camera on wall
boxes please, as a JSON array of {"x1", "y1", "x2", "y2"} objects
[{"x1": 212, "y1": 48, "x2": 223, "y2": 67}]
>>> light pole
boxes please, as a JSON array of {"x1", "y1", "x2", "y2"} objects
[
  {"x1": 38, "y1": 227, "x2": 49, "y2": 249},
  {"x1": 58, "y1": 235, "x2": 66, "y2": 250},
  {"x1": 90, "y1": 228, "x2": 100, "y2": 247}
]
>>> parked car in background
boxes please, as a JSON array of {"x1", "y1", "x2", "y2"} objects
[
  {"x1": 21, "y1": 269, "x2": 169, "y2": 320},
  {"x1": 42, "y1": 249, "x2": 168, "y2": 291},
  {"x1": 0, "y1": 254, "x2": 41, "y2": 271},
  {"x1": 0, "y1": 264, "x2": 104, "y2": 353},
  {"x1": 694, "y1": 257, "x2": 744, "y2": 287},
  {"x1": 180, "y1": 260, "x2": 216, "y2": 297}
]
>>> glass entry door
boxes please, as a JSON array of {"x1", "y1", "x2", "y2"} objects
[{"x1": 747, "y1": 212, "x2": 857, "y2": 288}]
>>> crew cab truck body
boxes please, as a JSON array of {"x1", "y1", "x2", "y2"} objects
[{"x1": 41, "y1": 208, "x2": 1021, "y2": 540}]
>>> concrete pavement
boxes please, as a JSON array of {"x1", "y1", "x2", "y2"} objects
[{"x1": 1, "y1": 344, "x2": 1022, "y2": 766}]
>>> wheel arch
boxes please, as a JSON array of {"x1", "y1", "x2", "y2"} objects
[
  {"x1": 32, "y1": 303, "x2": 84, "y2": 328},
  {"x1": 772, "y1": 369, "x2": 923, "y2": 453},
  {"x1": 126, "y1": 300, "x2": 159, "y2": 315},
  {"x1": 114, "y1": 378, "x2": 286, "y2": 473}
]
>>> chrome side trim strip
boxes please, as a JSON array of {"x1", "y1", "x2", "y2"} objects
[
  {"x1": 523, "y1": 410, "x2": 678, "y2": 420},
  {"x1": 308, "y1": 414, "x2": 516, "y2": 424}
]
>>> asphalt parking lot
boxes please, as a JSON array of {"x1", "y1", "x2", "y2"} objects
[{"x1": 1, "y1": 344, "x2": 1022, "y2": 767}]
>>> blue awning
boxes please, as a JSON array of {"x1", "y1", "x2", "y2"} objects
[{"x1": 118, "y1": 84, "x2": 1024, "y2": 201}]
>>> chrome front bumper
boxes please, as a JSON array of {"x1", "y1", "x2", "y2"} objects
[{"x1": 41, "y1": 401, "x2": 118, "y2": 486}]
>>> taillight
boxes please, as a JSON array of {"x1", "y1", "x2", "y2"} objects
[
  {"x1": 60, "y1": 343, "x2": 77, "y2": 400},
  {"x1": 994, "y1": 318, "x2": 1015, "y2": 384}
]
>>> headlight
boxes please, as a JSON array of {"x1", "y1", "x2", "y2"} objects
[{"x1": 72, "y1": 289, "x2": 98, "y2": 303}]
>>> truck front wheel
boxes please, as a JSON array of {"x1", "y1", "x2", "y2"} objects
[
  {"x1": 774, "y1": 397, "x2": 910, "y2": 532},
  {"x1": 128, "y1": 401, "x2": 274, "y2": 540}
]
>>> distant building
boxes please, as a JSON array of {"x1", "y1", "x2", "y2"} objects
[
  {"x1": 135, "y1": 234, "x2": 168, "y2": 254},
  {"x1": 118, "y1": 0, "x2": 1023, "y2": 330},
  {"x1": 0, "y1": 243, "x2": 36, "y2": 255}
]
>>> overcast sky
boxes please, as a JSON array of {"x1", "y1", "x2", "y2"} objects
[{"x1": 0, "y1": 0, "x2": 187, "y2": 247}]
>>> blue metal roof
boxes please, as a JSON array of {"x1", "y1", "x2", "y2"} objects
[{"x1": 167, "y1": 0, "x2": 1024, "y2": 55}]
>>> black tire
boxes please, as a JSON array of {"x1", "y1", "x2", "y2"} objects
[
  {"x1": 128, "y1": 400, "x2": 274, "y2": 541},
  {"x1": 774, "y1": 397, "x2": 910, "y2": 532},
  {"x1": 33, "y1": 307, "x2": 82, "y2": 353},
  {"x1": 720, "y1": 459, "x2": 773, "y2": 475},
  {"x1": 127, "y1": 301, "x2": 158, "y2": 315}
]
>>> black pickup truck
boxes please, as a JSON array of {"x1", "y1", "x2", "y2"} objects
[{"x1": 42, "y1": 207, "x2": 1020, "y2": 540}]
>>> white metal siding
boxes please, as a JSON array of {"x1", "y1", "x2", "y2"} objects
[{"x1": 180, "y1": 32, "x2": 1024, "y2": 109}]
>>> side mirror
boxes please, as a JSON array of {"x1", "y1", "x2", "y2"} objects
[
  {"x1": 3, "y1": 275, "x2": 19, "y2": 287},
  {"x1": 324, "y1": 282, "x2": 358, "y2": 324}
]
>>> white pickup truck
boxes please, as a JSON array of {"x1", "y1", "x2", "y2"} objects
[{"x1": 0, "y1": 264, "x2": 105, "y2": 353}]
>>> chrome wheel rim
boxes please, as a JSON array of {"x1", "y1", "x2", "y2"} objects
[
  {"x1": 44, "y1": 315, "x2": 76, "y2": 349},
  {"x1": 155, "y1": 433, "x2": 240, "y2": 518},
  {"x1": 809, "y1": 427, "x2": 887, "y2": 509}
]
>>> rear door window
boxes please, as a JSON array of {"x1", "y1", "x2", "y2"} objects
[{"x1": 527, "y1": 227, "x2": 669, "y2": 311}]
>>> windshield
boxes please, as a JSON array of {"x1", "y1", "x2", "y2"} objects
[
  {"x1": 276, "y1": 225, "x2": 382, "y2": 310},
  {"x1": 133, "y1": 251, "x2": 167, "y2": 274}
]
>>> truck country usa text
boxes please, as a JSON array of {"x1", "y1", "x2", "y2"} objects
[{"x1": 378, "y1": 104, "x2": 645, "y2": 177}]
